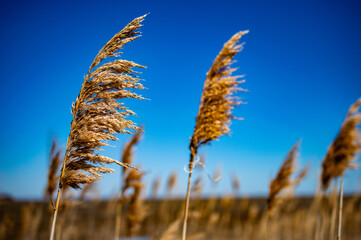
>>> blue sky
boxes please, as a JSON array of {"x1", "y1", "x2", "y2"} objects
[{"x1": 0, "y1": 0, "x2": 361, "y2": 199}]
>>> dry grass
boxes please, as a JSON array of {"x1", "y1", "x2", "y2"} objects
[
  {"x1": 267, "y1": 140, "x2": 300, "y2": 216},
  {"x1": 124, "y1": 168, "x2": 146, "y2": 236},
  {"x1": 44, "y1": 138, "x2": 62, "y2": 201},
  {"x1": 321, "y1": 98, "x2": 361, "y2": 190},
  {"x1": 3, "y1": 195, "x2": 361, "y2": 240},
  {"x1": 114, "y1": 128, "x2": 144, "y2": 239},
  {"x1": 183, "y1": 30, "x2": 248, "y2": 240},
  {"x1": 121, "y1": 127, "x2": 143, "y2": 176},
  {"x1": 49, "y1": 15, "x2": 148, "y2": 240},
  {"x1": 60, "y1": 15, "x2": 147, "y2": 190},
  {"x1": 189, "y1": 30, "x2": 248, "y2": 157}
]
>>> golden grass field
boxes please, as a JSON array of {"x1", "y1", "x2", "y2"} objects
[{"x1": 0, "y1": 195, "x2": 360, "y2": 240}]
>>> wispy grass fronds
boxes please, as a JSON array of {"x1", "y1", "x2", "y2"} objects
[
  {"x1": 115, "y1": 128, "x2": 144, "y2": 239},
  {"x1": 124, "y1": 168, "x2": 146, "y2": 236},
  {"x1": 267, "y1": 140, "x2": 300, "y2": 216},
  {"x1": 61, "y1": 15, "x2": 146, "y2": 189},
  {"x1": 321, "y1": 98, "x2": 361, "y2": 190},
  {"x1": 50, "y1": 15, "x2": 147, "y2": 240},
  {"x1": 183, "y1": 30, "x2": 248, "y2": 240},
  {"x1": 45, "y1": 137, "x2": 63, "y2": 201},
  {"x1": 189, "y1": 30, "x2": 248, "y2": 156},
  {"x1": 121, "y1": 127, "x2": 143, "y2": 175}
]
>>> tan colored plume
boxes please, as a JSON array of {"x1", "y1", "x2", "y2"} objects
[
  {"x1": 114, "y1": 128, "x2": 144, "y2": 239},
  {"x1": 122, "y1": 168, "x2": 146, "y2": 236},
  {"x1": 189, "y1": 30, "x2": 248, "y2": 157},
  {"x1": 49, "y1": 16, "x2": 147, "y2": 240},
  {"x1": 321, "y1": 98, "x2": 361, "y2": 190},
  {"x1": 183, "y1": 30, "x2": 248, "y2": 240},
  {"x1": 267, "y1": 140, "x2": 300, "y2": 216},
  {"x1": 44, "y1": 137, "x2": 63, "y2": 200},
  {"x1": 59, "y1": 15, "x2": 147, "y2": 189},
  {"x1": 121, "y1": 127, "x2": 143, "y2": 175}
]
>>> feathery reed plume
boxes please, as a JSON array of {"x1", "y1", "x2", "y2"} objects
[
  {"x1": 321, "y1": 98, "x2": 361, "y2": 190},
  {"x1": 124, "y1": 169, "x2": 146, "y2": 236},
  {"x1": 44, "y1": 137, "x2": 63, "y2": 202},
  {"x1": 267, "y1": 140, "x2": 300, "y2": 216},
  {"x1": 182, "y1": 30, "x2": 248, "y2": 240},
  {"x1": 115, "y1": 128, "x2": 144, "y2": 239},
  {"x1": 50, "y1": 15, "x2": 147, "y2": 240},
  {"x1": 121, "y1": 126, "x2": 143, "y2": 175},
  {"x1": 61, "y1": 16, "x2": 146, "y2": 190},
  {"x1": 189, "y1": 31, "x2": 248, "y2": 155}
]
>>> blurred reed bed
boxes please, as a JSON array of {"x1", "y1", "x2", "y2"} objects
[{"x1": 1, "y1": 187, "x2": 361, "y2": 240}]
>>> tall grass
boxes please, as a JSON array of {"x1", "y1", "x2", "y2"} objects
[
  {"x1": 49, "y1": 15, "x2": 147, "y2": 240},
  {"x1": 183, "y1": 30, "x2": 248, "y2": 240}
]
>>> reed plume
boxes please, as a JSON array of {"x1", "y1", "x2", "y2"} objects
[
  {"x1": 124, "y1": 168, "x2": 146, "y2": 236},
  {"x1": 114, "y1": 128, "x2": 144, "y2": 239},
  {"x1": 189, "y1": 31, "x2": 248, "y2": 156},
  {"x1": 182, "y1": 30, "x2": 248, "y2": 240},
  {"x1": 44, "y1": 137, "x2": 63, "y2": 202},
  {"x1": 321, "y1": 98, "x2": 361, "y2": 190},
  {"x1": 121, "y1": 126, "x2": 143, "y2": 175},
  {"x1": 50, "y1": 15, "x2": 147, "y2": 240},
  {"x1": 267, "y1": 140, "x2": 300, "y2": 216}
]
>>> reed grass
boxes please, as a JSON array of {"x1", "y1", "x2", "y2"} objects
[
  {"x1": 114, "y1": 128, "x2": 143, "y2": 239},
  {"x1": 321, "y1": 98, "x2": 361, "y2": 190},
  {"x1": 337, "y1": 180, "x2": 344, "y2": 240},
  {"x1": 267, "y1": 140, "x2": 300, "y2": 217},
  {"x1": 44, "y1": 138, "x2": 62, "y2": 204},
  {"x1": 183, "y1": 30, "x2": 248, "y2": 240},
  {"x1": 49, "y1": 15, "x2": 147, "y2": 240}
]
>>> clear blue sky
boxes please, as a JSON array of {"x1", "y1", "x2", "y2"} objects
[{"x1": 0, "y1": 0, "x2": 360, "y2": 199}]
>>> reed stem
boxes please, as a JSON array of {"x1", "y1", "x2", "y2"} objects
[
  {"x1": 337, "y1": 180, "x2": 343, "y2": 240},
  {"x1": 182, "y1": 151, "x2": 195, "y2": 240},
  {"x1": 49, "y1": 186, "x2": 62, "y2": 240}
]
